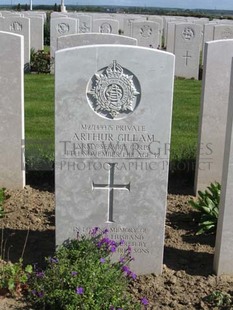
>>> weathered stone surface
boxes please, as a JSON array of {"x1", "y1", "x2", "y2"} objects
[
  {"x1": 92, "y1": 19, "x2": 119, "y2": 34},
  {"x1": 214, "y1": 59, "x2": 233, "y2": 276},
  {"x1": 3, "y1": 16, "x2": 30, "y2": 68},
  {"x1": 55, "y1": 45, "x2": 174, "y2": 275},
  {"x1": 174, "y1": 23, "x2": 202, "y2": 79},
  {"x1": 50, "y1": 17, "x2": 77, "y2": 58},
  {"x1": 131, "y1": 20, "x2": 160, "y2": 48},
  {"x1": 195, "y1": 40, "x2": 233, "y2": 193},
  {"x1": 57, "y1": 33, "x2": 137, "y2": 50},
  {"x1": 0, "y1": 31, "x2": 25, "y2": 189}
]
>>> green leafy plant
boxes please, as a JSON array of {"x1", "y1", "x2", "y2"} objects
[
  {"x1": 204, "y1": 290, "x2": 232, "y2": 308},
  {"x1": 30, "y1": 48, "x2": 52, "y2": 74},
  {"x1": 27, "y1": 228, "x2": 146, "y2": 309},
  {"x1": 189, "y1": 182, "x2": 220, "y2": 235},
  {"x1": 0, "y1": 258, "x2": 32, "y2": 297}
]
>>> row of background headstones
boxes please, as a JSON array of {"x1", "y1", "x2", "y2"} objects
[
  {"x1": 1, "y1": 14, "x2": 233, "y2": 275},
  {"x1": 50, "y1": 12, "x2": 233, "y2": 79},
  {"x1": 0, "y1": 10, "x2": 45, "y2": 69},
  {"x1": 1, "y1": 10, "x2": 233, "y2": 79}
]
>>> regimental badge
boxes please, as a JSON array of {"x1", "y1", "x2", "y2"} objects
[
  {"x1": 182, "y1": 27, "x2": 195, "y2": 41},
  {"x1": 221, "y1": 27, "x2": 233, "y2": 39},
  {"x1": 87, "y1": 60, "x2": 141, "y2": 119}
]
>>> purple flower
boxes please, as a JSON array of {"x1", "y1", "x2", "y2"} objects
[
  {"x1": 49, "y1": 257, "x2": 59, "y2": 264},
  {"x1": 141, "y1": 297, "x2": 149, "y2": 305},
  {"x1": 91, "y1": 227, "x2": 99, "y2": 235},
  {"x1": 110, "y1": 246, "x2": 116, "y2": 252},
  {"x1": 38, "y1": 291, "x2": 44, "y2": 298},
  {"x1": 36, "y1": 271, "x2": 45, "y2": 278},
  {"x1": 71, "y1": 271, "x2": 78, "y2": 276},
  {"x1": 100, "y1": 258, "x2": 105, "y2": 263},
  {"x1": 119, "y1": 257, "x2": 125, "y2": 264},
  {"x1": 103, "y1": 228, "x2": 109, "y2": 234},
  {"x1": 76, "y1": 287, "x2": 84, "y2": 295},
  {"x1": 119, "y1": 239, "x2": 125, "y2": 245},
  {"x1": 130, "y1": 272, "x2": 137, "y2": 280},
  {"x1": 122, "y1": 265, "x2": 130, "y2": 273},
  {"x1": 127, "y1": 246, "x2": 132, "y2": 253},
  {"x1": 31, "y1": 290, "x2": 37, "y2": 295}
]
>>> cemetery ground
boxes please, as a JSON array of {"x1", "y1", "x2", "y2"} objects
[
  {"x1": 1, "y1": 74, "x2": 233, "y2": 309},
  {"x1": 2, "y1": 185, "x2": 233, "y2": 309}
]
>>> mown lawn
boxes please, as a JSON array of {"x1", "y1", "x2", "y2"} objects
[{"x1": 24, "y1": 74, "x2": 202, "y2": 170}]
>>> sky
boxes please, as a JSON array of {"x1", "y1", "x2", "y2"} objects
[{"x1": 3, "y1": 0, "x2": 233, "y2": 11}]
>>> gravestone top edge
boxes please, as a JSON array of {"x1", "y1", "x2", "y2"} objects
[
  {"x1": 55, "y1": 43, "x2": 176, "y2": 58},
  {"x1": 205, "y1": 38, "x2": 233, "y2": 45},
  {"x1": 0, "y1": 30, "x2": 24, "y2": 39}
]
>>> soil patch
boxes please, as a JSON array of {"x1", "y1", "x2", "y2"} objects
[{"x1": 1, "y1": 186, "x2": 233, "y2": 309}]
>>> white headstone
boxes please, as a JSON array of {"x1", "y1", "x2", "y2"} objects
[
  {"x1": 174, "y1": 23, "x2": 202, "y2": 79},
  {"x1": 0, "y1": 31, "x2": 25, "y2": 189},
  {"x1": 214, "y1": 59, "x2": 233, "y2": 275},
  {"x1": 202, "y1": 22, "x2": 217, "y2": 65},
  {"x1": 131, "y1": 20, "x2": 160, "y2": 48},
  {"x1": 148, "y1": 16, "x2": 163, "y2": 46},
  {"x1": 163, "y1": 16, "x2": 188, "y2": 48},
  {"x1": 3, "y1": 16, "x2": 30, "y2": 69},
  {"x1": 55, "y1": 45, "x2": 175, "y2": 275},
  {"x1": 57, "y1": 33, "x2": 137, "y2": 50},
  {"x1": 29, "y1": 16, "x2": 44, "y2": 51},
  {"x1": 166, "y1": 22, "x2": 179, "y2": 53},
  {"x1": 195, "y1": 40, "x2": 233, "y2": 193},
  {"x1": 50, "y1": 17, "x2": 78, "y2": 58},
  {"x1": 77, "y1": 14, "x2": 92, "y2": 33},
  {"x1": 123, "y1": 16, "x2": 137, "y2": 37},
  {"x1": 214, "y1": 24, "x2": 233, "y2": 40},
  {"x1": 93, "y1": 19, "x2": 119, "y2": 34}
]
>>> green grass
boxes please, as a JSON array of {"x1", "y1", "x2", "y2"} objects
[
  {"x1": 171, "y1": 78, "x2": 202, "y2": 162},
  {"x1": 24, "y1": 74, "x2": 202, "y2": 172},
  {"x1": 24, "y1": 73, "x2": 54, "y2": 170},
  {"x1": 25, "y1": 73, "x2": 54, "y2": 140}
]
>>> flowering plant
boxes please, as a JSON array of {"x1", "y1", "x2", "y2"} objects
[{"x1": 28, "y1": 227, "x2": 148, "y2": 309}]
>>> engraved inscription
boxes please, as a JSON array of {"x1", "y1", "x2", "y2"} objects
[
  {"x1": 100, "y1": 23, "x2": 112, "y2": 33},
  {"x1": 75, "y1": 226, "x2": 150, "y2": 254},
  {"x1": 80, "y1": 22, "x2": 90, "y2": 33},
  {"x1": 140, "y1": 25, "x2": 152, "y2": 37},
  {"x1": 182, "y1": 27, "x2": 195, "y2": 41},
  {"x1": 10, "y1": 22, "x2": 22, "y2": 32},
  {"x1": 87, "y1": 60, "x2": 141, "y2": 119},
  {"x1": 182, "y1": 50, "x2": 192, "y2": 66},
  {"x1": 92, "y1": 163, "x2": 130, "y2": 223},
  {"x1": 57, "y1": 23, "x2": 70, "y2": 34},
  {"x1": 221, "y1": 27, "x2": 233, "y2": 39}
]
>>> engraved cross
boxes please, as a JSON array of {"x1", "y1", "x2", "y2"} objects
[
  {"x1": 92, "y1": 163, "x2": 130, "y2": 223},
  {"x1": 182, "y1": 51, "x2": 192, "y2": 66}
]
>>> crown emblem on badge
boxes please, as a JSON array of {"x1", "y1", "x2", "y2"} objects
[{"x1": 87, "y1": 60, "x2": 140, "y2": 119}]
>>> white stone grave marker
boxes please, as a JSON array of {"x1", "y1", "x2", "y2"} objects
[
  {"x1": 57, "y1": 33, "x2": 137, "y2": 50},
  {"x1": 55, "y1": 45, "x2": 174, "y2": 275},
  {"x1": 0, "y1": 31, "x2": 25, "y2": 189},
  {"x1": 174, "y1": 23, "x2": 202, "y2": 79},
  {"x1": 195, "y1": 39, "x2": 233, "y2": 193},
  {"x1": 214, "y1": 59, "x2": 233, "y2": 275}
]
